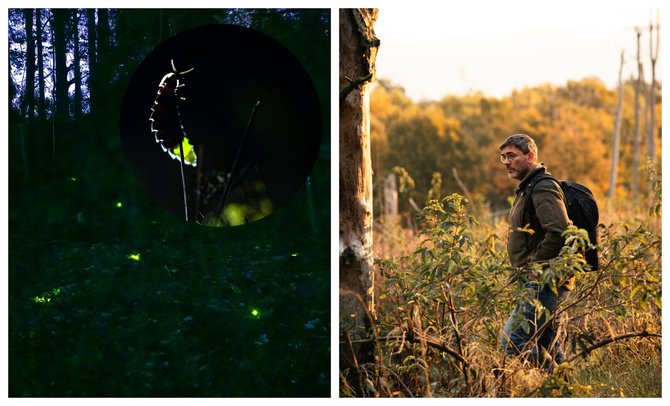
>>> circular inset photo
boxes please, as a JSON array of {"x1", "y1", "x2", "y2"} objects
[{"x1": 120, "y1": 24, "x2": 322, "y2": 226}]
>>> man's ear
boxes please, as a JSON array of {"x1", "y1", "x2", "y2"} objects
[{"x1": 528, "y1": 150, "x2": 537, "y2": 163}]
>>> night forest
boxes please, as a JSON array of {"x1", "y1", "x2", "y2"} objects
[{"x1": 8, "y1": 9, "x2": 330, "y2": 396}]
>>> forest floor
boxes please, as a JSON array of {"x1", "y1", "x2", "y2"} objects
[{"x1": 8, "y1": 121, "x2": 331, "y2": 397}]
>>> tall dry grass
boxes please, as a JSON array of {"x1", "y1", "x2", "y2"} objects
[{"x1": 343, "y1": 185, "x2": 661, "y2": 397}]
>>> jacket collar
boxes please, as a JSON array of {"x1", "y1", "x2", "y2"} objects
[{"x1": 515, "y1": 164, "x2": 546, "y2": 195}]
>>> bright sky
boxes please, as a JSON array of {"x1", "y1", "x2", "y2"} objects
[{"x1": 374, "y1": 0, "x2": 663, "y2": 101}]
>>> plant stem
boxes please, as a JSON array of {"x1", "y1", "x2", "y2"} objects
[
  {"x1": 179, "y1": 141, "x2": 189, "y2": 222},
  {"x1": 217, "y1": 101, "x2": 260, "y2": 220}
]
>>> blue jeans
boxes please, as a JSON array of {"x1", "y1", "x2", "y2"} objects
[{"x1": 501, "y1": 281, "x2": 568, "y2": 366}]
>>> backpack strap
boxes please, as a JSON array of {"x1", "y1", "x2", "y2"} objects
[
  {"x1": 523, "y1": 173, "x2": 561, "y2": 226},
  {"x1": 523, "y1": 173, "x2": 561, "y2": 220}
]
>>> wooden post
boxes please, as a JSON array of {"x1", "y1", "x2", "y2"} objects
[{"x1": 384, "y1": 173, "x2": 398, "y2": 226}]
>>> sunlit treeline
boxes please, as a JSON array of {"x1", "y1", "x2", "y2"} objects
[{"x1": 370, "y1": 77, "x2": 662, "y2": 220}]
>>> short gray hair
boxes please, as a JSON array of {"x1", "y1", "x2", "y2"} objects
[{"x1": 499, "y1": 134, "x2": 538, "y2": 156}]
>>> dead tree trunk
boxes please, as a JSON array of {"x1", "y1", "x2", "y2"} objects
[
  {"x1": 608, "y1": 51, "x2": 624, "y2": 200},
  {"x1": 339, "y1": 8, "x2": 380, "y2": 396},
  {"x1": 647, "y1": 12, "x2": 659, "y2": 163},
  {"x1": 631, "y1": 27, "x2": 642, "y2": 202}
]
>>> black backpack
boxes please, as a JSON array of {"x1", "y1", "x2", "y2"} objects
[{"x1": 524, "y1": 174, "x2": 600, "y2": 271}]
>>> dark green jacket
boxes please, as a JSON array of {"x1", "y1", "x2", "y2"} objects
[{"x1": 507, "y1": 165, "x2": 571, "y2": 268}]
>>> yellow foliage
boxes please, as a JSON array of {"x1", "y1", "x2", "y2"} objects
[
  {"x1": 371, "y1": 86, "x2": 396, "y2": 119},
  {"x1": 423, "y1": 105, "x2": 449, "y2": 140},
  {"x1": 541, "y1": 105, "x2": 610, "y2": 197},
  {"x1": 370, "y1": 77, "x2": 661, "y2": 211}
]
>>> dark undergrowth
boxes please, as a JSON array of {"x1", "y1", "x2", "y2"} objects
[{"x1": 8, "y1": 116, "x2": 331, "y2": 397}]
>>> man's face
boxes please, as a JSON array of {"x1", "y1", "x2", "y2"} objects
[{"x1": 500, "y1": 145, "x2": 533, "y2": 181}]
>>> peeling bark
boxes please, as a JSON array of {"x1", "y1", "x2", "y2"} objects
[{"x1": 339, "y1": 8, "x2": 380, "y2": 395}]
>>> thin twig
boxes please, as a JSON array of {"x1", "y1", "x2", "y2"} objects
[
  {"x1": 344, "y1": 332, "x2": 366, "y2": 396},
  {"x1": 442, "y1": 283, "x2": 470, "y2": 388},
  {"x1": 194, "y1": 144, "x2": 205, "y2": 223},
  {"x1": 377, "y1": 364, "x2": 415, "y2": 398},
  {"x1": 404, "y1": 327, "x2": 469, "y2": 367},
  {"x1": 218, "y1": 101, "x2": 260, "y2": 220}
]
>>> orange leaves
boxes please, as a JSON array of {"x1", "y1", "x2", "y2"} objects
[{"x1": 369, "y1": 77, "x2": 661, "y2": 210}]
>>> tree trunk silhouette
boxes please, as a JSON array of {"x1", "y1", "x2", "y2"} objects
[
  {"x1": 95, "y1": 8, "x2": 111, "y2": 116},
  {"x1": 72, "y1": 10, "x2": 82, "y2": 119},
  {"x1": 21, "y1": 8, "x2": 35, "y2": 119},
  {"x1": 52, "y1": 8, "x2": 69, "y2": 120},
  {"x1": 608, "y1": 51, "x2": 624, "y2": 200},
  {"x1": 86, "y1": 9, "x2": 97, "y2": 115},
  {"x1": 339, "y1": 8, "x2": 380, "y2": 397},
  {"x1": 36, "y1": 8, "x2": 45, "y2": 118}
]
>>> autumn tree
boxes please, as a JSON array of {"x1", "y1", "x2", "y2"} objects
[{"x1": 370, "y1": 74, "x2": 660, "y2": 220}]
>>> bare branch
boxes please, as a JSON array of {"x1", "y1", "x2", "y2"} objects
[
  {"x1": 339, "y1": 73, "x2": 373, "y2": 104},
  {"x1": 564, "y1": 330, "x2": 661, "y2": 363}
]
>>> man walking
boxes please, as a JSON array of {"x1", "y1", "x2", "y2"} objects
[{"x1": 499, "y1": 134, "x2": 574, "y2": 367}]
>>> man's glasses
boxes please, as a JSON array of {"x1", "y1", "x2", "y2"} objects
[{"x1": 500, "y1": 152, "x2": 526, "y2": 163}]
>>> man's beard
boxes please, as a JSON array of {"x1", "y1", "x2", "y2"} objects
[{"x1": 508, "y1": 167, "x2": 529, "y2": 181}]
